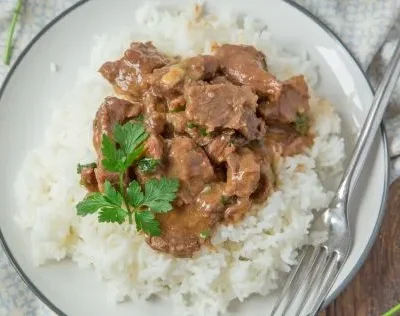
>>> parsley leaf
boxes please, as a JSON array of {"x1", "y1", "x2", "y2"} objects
[
  {"x1": 101, "y1": 135, "x2": 126, "y2": 172},
  {"x1": 187, "y1": 122, "x2": 198, "y2": 129},
  {"x1": 199, "y1": 230, "x2": 210, "y2": 239},
  {"x1": 114, "y1": 122, "x2": 148, "y2": 156},
  {"x1": 76, "y1": 193, "x2": 111, "y2": 216},
  {"x1": 138, "y1": 158, "x2": 160, "y2": 174},
  {"x1": 98, "y1": 207, "x2": 128, "y2": 224},
  {"x1": 77, "y1": 181, "x2": 127, "y2": 224},
  {"x1": 143, "y1": 177, "x2": 180, "y2": 213},
  {"x1": 135, "y1": 211, "x2": 161, "y2": 236},
  {"x1": 126, "y1": 181, "x2": 144, "y2": 207},
  {"x1": 76, "y1": 122, "x2": 179, "y2": 237},
  {"x1": 199, "y1": 127, "x2": 209, "y2": 137},
  {"x1": 125, "y1": 143, "x2": 145, "y2": 168},
  {"x1": 103, "y1": 181, "x2": 123, "y2": 207}
]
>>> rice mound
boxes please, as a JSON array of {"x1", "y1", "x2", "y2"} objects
[{"x1": 14, "y1": 4, "x2": 345, "y2": 316}]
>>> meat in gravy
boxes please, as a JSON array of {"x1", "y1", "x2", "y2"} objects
[{"x1": 81, "y1": 41, "x2": 314, "y2": 258}]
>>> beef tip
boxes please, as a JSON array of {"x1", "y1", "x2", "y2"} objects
[
  {"x1": 142, "y1": 93, "x2": 167, "y2": 134},
  {"x1": 205, "y1": 133, "x2": 235, "y2": 164},
  {"x1": 147, "y1": 55, "x2": 219, "y2": 99},
  {"x1": 144, "y1": 134, "x2": 165, "y2": 160},
  {"x1": 213, "y1": 44, "x2": 282, "y2": 100},
  {"x1": 93, "y1": 97, "x2": 142, "y2": 154},
  {"x1": 224, "y1": 198, "x2": 252, "y2": 222},
  {"x1": 211, "y1": 76, "x2": 232, "y2": 85},
  {"x1": 145, "y1": 112, "x2": 166, "y2": 135},
  {"x1": 147, "y1": 202, "x2": 216, "y2": 258},
  {"x1": 195, "y1": 182, "x2": 226, "y2": 221},
  {"x1": 225, "y1": 148, "x2": 261, "y2": 198},
  {"x1": 252, "y1": 160, "x2": 275, "y2": 203},
  {"x1": 182, "y1": 55, "x2": 219, "y2": 81},
  {"x1": 99, "y1": 42, "x2": 170, "y2": 98},
  {"x1": 147, "y1": 183, "x2": 225, "y2": 258},
  {"x1": 258, "y1": 75, "x2": 310, "y2": 124},
  {"x1": 166, "y1": 112, "x2": 188, "y2": 133},
  {"x1": 148, "y1": 64, "x2": 186, "y2": 96},
  {"x1": 166, "y1": 136, "x2": 214, "y2": 204},
  {"x1": 168, "y1": 95, "x2": 186, "y2": 112},
  {"x1": 282, "y1": 136, "x2": 313, "y2": 156},
  {"x1": 185, "y1": 81, "x2": 266, "y2": 140},
  {"x1": 247, "y1": 142, "x2": 278, "y2": 203},
  {"x1": 80, "y1": 167, "x2": 99, "y2": 192},
  {"x1": 264, "y1": 124, "x2": 313, "y2": 156},
  {"x1": 92, "y1": 97, "x2": 142, "y2": 191}
]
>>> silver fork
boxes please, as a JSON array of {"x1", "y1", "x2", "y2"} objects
[{"x1": 271, "y1": 38, "x2": 400, "y2": 316}]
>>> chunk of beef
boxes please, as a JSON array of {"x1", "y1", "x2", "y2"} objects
[
  {"x1": 144, "y1": 133, "x2": 165, "y2": 160},
  {"x1": 147, "y1": 201, "x2": 216, "y2": 257},
  {"x1": 185, "y1": 81, "x2": 265, "y2": 140},
  {"x1": 166, "y1": 112, "x2": 188, "y2": 134},
  {"x1": 195, "y1": 182, "x2": 226, "y2": 221},
  {"x1": 99, "y1": 42, "x2": 170, "y2": 98},
  {"x1": 93, "y1": 97, "x2": 142, "y2": 154},
  {"x1": 258, "y1": 75, "x2": 310, "y2": 123},
  {"x1": 224, "y1": 197, "x2": 252, "y2": 222},
  {"x1": 147, "y1": 182, "x2": 225, "y2": 258},
  {"x1": 147, "y1": 55, "x2": 219, "y2": 100},
  {"x1": 80, "y1": 167, "x2": 99, "y2": 192},
  {"x1": 167, "y1": 95, "x2": 186, "y2": 112},
  {"x1": 264, "y1": 124, "x2": 313, "y2": 156},
  {"x1": 92, "y1": 97, "x2": 142, "y2": 191},
  {"x1": 205, "y1": 133, "x2": 235, "y2": 164},
  {"x1": 142, "y1": 92, "x2": 167, "y2": 135},
  {"x1": 248, "y1": 142, "x2": 277, "y2": 203},
  {"x1": 213, "y1": 44, "x2": 282, "y2": 100},
  {"x1": 166, "y1": 136, "x2": 215, "y2": 204},
  {"x1": 182, "y1": 55, "x2": 219, "y2": 81},
  {"x1": 225, "y1": 148, "x2": 261, "y2": 198}
]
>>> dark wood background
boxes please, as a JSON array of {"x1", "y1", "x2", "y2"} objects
[{"x1": 320, "y1": 178, "x2": 400, "y2": 315}]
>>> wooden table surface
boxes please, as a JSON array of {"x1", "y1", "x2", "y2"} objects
[{"x1": 320, "y1": 178, "x2": 400, "y2": 316}]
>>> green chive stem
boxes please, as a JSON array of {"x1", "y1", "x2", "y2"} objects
[{"x1": 4, "y1": 0, "x2": 24, "y2": 65}]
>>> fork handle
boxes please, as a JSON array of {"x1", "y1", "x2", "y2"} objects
[{"x1": 336, "y1": 40, "x2": 400, "y2": 201}]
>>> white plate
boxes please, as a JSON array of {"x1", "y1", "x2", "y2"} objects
[{"x1": 0, "y1": 0, "x2": 389, "y2": 315}]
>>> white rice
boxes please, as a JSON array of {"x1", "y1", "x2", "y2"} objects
[{"x1": 14, "y1": 4, "x2": 344, "y2": 316}]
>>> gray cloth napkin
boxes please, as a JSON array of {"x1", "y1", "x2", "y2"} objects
[{"x1": 0, "y1": 0, "x2": 399, "y2": 314}]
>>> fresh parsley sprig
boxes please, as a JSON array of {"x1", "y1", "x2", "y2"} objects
[{"x1": 76, "y1": 122, "x2": 179, "y2": 236}]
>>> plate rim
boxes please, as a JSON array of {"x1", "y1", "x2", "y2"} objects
[{"x1": 0, "y1": 0, "x2": 389, "y2": 315}]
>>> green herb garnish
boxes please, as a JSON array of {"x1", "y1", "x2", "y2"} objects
[
  {"x1": 199, "y1": 127, "x2": 209, "y2": 137},
  {"x1": 294, "y1": 113, "x2": 310, "y2": 136},
  {"x1": 170, "y1": 106, "x2": 186, "y2": 113},
  {"x1": 4, "y1": 0, "x2": 23, "y2": 65},
  {"x1": 220, "y1": 195, "x2": 232, "y2": 205},
  {"x1": 383, "y1": 302, "x2": 400, "y2": 316},
  {"x1": 77, "y1": 162, "x2": 97, "y2": 174},
  {"x1": 199, "y1": 230, "x2": 210, "y2": 239},
  {"x1": 138, "y1": 158, "x2": 161, "y2": 174},
  {"x1": 76, "y1": 122, "x2": 179, "y2": 236},
  {"x1": 187, "y1": 122, "x2": 198, "y2": 129}
]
